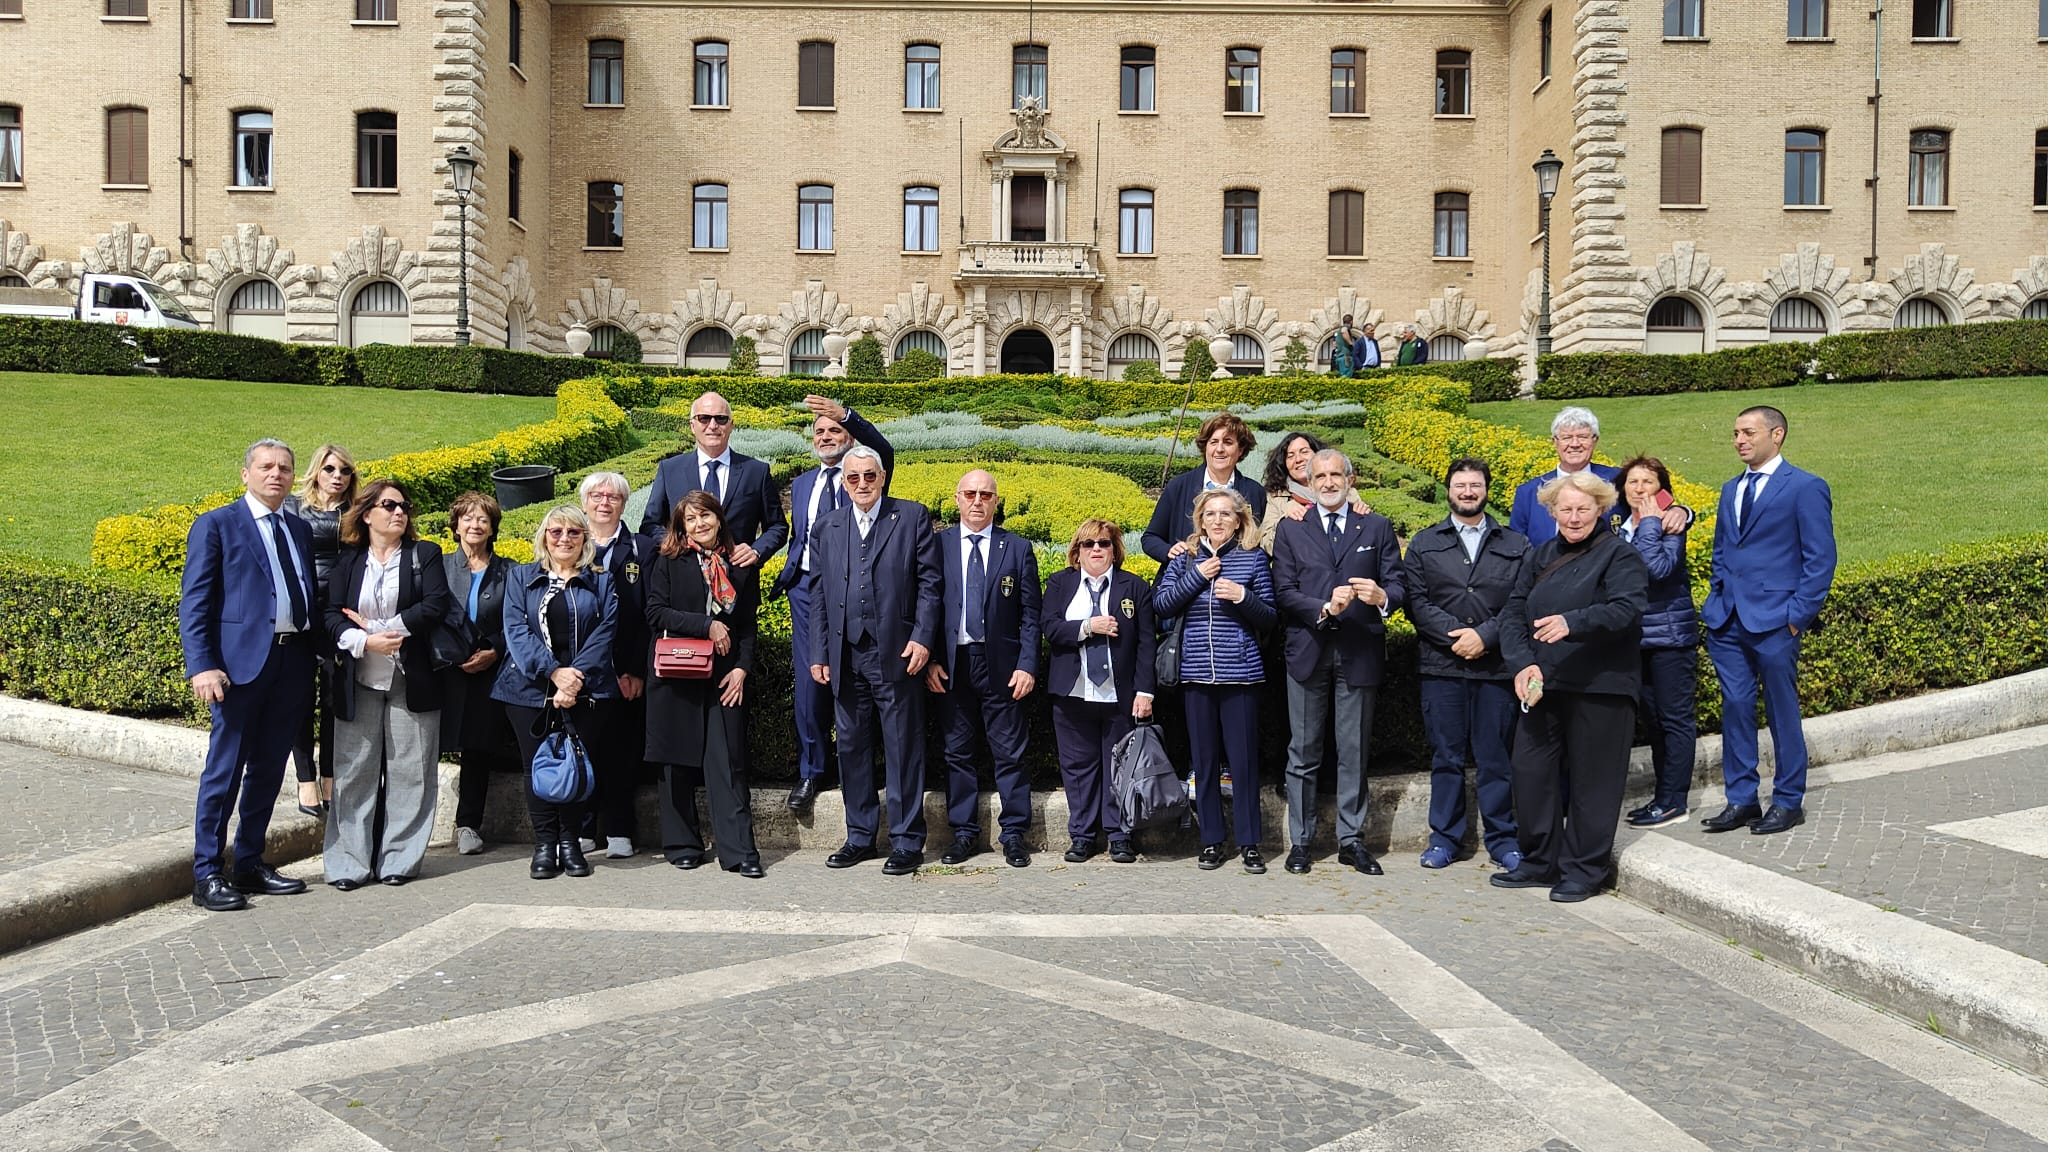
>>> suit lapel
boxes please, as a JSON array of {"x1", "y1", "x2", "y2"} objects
[
  {"x1": 866, "y1": 499, "x2": 902, "y2": 556},
  {"x1": 1736, "y1": 466, "x2": 1791, "y2": 541}
]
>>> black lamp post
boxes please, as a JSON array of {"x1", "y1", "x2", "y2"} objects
[
  {"x1": 447, "y1": 144, "x2": 478, "y2": 347},
  {"x1": 1533, "y1": 148, "x2": 1564, "y2": 361}
]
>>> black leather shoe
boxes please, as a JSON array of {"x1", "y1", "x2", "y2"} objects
[
  {"x1": 735, "y1": 859, "x2": 766, "y2": 879},
  {"x1": 940, "y1": 835, "x2": 980, "y2": 865},
  {"x1": 1241, "y1": 846, "x2": 1267, "y2": 874},
  {"x1": 1701, "y1": 802, "x2": 1764, "y2": 833},
  {"x1": 1625, "y1": 803, "x2": 1652, "y2": 822},
  {"x1": 329, "y1": 878, "x2": 363, "y2": 892},
  {"x1": 530, "y1": 843, "x2": 561, "y2": 880},
  {"x1": 1549, "y1": 880, "x2": 1598, "y2": 902},
  {"x1": 787, "y1": 777, "x2": 821, "y2": 814},
  {"x1": 1284, "y1": 846, "x2": 1312, "y2": 874},
  {"x1": 671, "y1": 852, "x2": 707, "y2": 870},
  {"x1": 228, "y1": 863, "x2": 307, "y2": 896},
  {"x1": 1063, "y1": 839, "x2": 1097, "y2": 863},
  {"x1": 882, "y1": 849, "x2": 924, "y2": 876},
  {"x1": 1108, "y1": 839, "x2": 1137, "y2": 864},
  {"x1": 379, "y1": 874, "x2": 409, "y2": 887},
  {"x1": 1751, "y1": 805, "x2": 1806, "y2": 835},
  {"x1": 296, "y1": 802, "x2": 325, "y2": 820},
  {"x1": 826, "y1": 842, "x2": 876, "y2": 869},
  {"x1": 1489, "y1": 866, "x2": 1557, "y2": 889},
  {"x1": 1197, "y1": 844, "x2": 1227, "y2": 870},
  {"x1": 558, "y1": 839, "x2": 593, "y2": 877},
  {"x1": 1002, "y1": 839, "x2": 1031, "y2": 867},
  {"x1": 193, "y1": 875, "x2": 248, "y2": 911},
  {"x1": 1336, "y1": 844, "x2": 1384, "y2": 876}
]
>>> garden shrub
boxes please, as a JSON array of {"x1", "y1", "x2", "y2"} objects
[
  {"x1": 1812, "y1": 318, "x2": 2048, "y2": 382},
  {"x1": 887, "y1": 348, "x2": 946, "y2": 381},
  {"x1": 1277, "y1": 337, "x2": 1312, "y2": 375},
  {"x1": 135, "y1": 328, "x2": 324, "y2": 385},
  {"x1": 846, "y1": 335, "x2": 887, "y2": 381},
  {"x1": 1120, "y1": 360, "x2": 1167, "y2": 383},
  {"x1": 889, "y1": 462, "x2": 1158, "y2": 543},
  {"x1": 0, "y1": 315, "x2": 144, "y2": 375},
  {"x1": 0, "y1": 556, "x2": 200, "y2": 722},
  {"x1": 1375, "y1": 359, "x2": 1520, "y2": 402},
  {"x1": 1535, "y1": 343, "x2": 1811, "y2": 399},
  {"x1": 728, "y1": 334, "x2": 759, "y2": 374},
  {"x1": 608, "y1": 329, "x2": 643, "y2": 364},
  {"x1": 1177, "y1": 340, "x2": 1216, "y2": 383}
]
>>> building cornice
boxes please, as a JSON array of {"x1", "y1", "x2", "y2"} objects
[{"x1": 550, "y1": 0, "x2": 1507, "y2": 16}]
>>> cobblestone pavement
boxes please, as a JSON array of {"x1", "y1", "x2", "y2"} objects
[{"x1": 0, "y1": 747, "x2": 194, "y2": 876}]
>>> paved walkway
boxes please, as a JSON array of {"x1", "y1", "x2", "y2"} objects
[{"x1": 0, "y1": 748, "x2": 194, "y2": 877}]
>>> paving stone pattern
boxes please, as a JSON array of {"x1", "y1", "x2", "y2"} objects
[
  {"x1": 73, "y1": 1120, "x2": 181, "y2": 1152},
  {"x1": 0, "y1": 747, "x2": 193, "y2": 875}
]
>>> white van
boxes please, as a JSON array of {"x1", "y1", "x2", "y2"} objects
[{"x1": 0, "y1": 272, "x2": 203, "y2": 330}]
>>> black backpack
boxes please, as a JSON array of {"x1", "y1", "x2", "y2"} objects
[{"x1": 1110, "y1": 722, "x2": 1187, "y2": 832}]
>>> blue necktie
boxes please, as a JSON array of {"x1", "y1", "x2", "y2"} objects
[
  {"x1": 1738, "y1": 471, "x2": 1761, "y2": 528},
  {"x1": 269, "y1": 514, "x2": 308, "y2": 631},
  {"x1": 1085, "y1": 578, "x2": 1112, "y2": 687},
  {"x1": 705, "y1": 460, "x2": 723, "y2": 504},
  {"x1": 1326, "y1": 511, "x2": 1345, "y2": 563},
  {"x1": 965, "y1": 535, "x2": 987, "y2": 642},
  {"x1": 820, "y1": 466, "x2": 840, "y2": 515}
]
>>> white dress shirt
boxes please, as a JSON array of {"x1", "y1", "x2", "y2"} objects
[
  {"x1": 243, "y1": 493, "x2": 308, "y2": 635},
  {"x1": 338, "y1": 549, "x2": 410, "y2": 690},
  {"x1": 955, "y1": 527, "x2": 993, "y2": 645},
  {"x1": 1735, "y1": 453, "x2": 1785, "y2": 529},
  {"x1": 698, "y1": 448, "x2": 735, "y2": 495},
  {"x1": 1063, "y1": 573, "x2": 1118, "y2": 703},
  {"x1": 798, "y1": 463, "x2": 843, "y2": 572}
]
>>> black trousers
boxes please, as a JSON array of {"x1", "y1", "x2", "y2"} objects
[
  {"x1": 1638, "y1": 647, "x2": 1699, "y2": 810},
  {"x1": 291, "y1": 661, "x2": 335, "y2": 784},
  {"x1": 582, "y1": 695, "x2": 644, "y2": 841},
  {"x1": 1511, "y1": 690, "x2": 1635, "y2": 888},
  {"x1": 507, "y1": 702, "x2": 593, "y2": 847},
  {"x1": 657, "y1": 705, "x2": 759, "y2": 869},
  {"x1": 453, "y1": 745, "x2": 512, "y2": 832},
  {"x1": 938, "y1": 643, "x2": 1032, "y2": 843},
  {"x1": 1050, "y1": 696, "x2": 1132, "y2": 843}
]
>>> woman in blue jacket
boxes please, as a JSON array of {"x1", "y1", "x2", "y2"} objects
[
  {"x1": 492, "y1": 505, "x2": 618, "y2": 880},
  {"x1": 1152, "y1": 488, "x2": 1278, "y2": 874},
  {"x1": 1616, "y1": 456, "x2": 1699, "y2": 829}
]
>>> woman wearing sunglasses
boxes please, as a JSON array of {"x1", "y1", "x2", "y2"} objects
[
  {"x1": 492, "y1": 505, "x2": 619, "y2": 880},
  {"x1": 322, "y1": 480, "x2": 453, "y2": 890},
  {"x1": 1041, "y1": 520, "x2": 1156, "y2": 864},
  {"x1": 284, "y1": 444, "x2": 358, "y2": 817}
]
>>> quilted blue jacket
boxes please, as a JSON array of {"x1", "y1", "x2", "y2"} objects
[{"x1": 1152, "y1": 542, "x2": 1278, "y2": 684}]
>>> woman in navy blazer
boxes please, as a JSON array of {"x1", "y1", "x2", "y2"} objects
[
  {"x1": 1042, "y1": 519, "x2": 1157, "y2": 864},
  {"x1": 1615, "y1": 457, "x2": 1700, "y2": 829},
  {"x1": 492, "y1": 505, "x2": 619, "y2": 881},
  {"x1": 1152, "y1": 488, "x2": 1278, "y2": 874},
  {"x1": 1141, "y1": 412, "x2": 1268, "y2": 564}
]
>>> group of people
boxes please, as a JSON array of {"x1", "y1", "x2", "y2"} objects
[
  {"x1": 1328, "y1": 318, "x2": 1433, "y2": 377},
  {"x1": 178, "y1": 390, "x2": 1836, "y2": 911}
]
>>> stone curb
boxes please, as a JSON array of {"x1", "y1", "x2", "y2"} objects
[{"x1": 1615, "y1": 834, "x2": 2048, "y2": 1081}]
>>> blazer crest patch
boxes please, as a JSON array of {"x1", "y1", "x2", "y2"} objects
[
  {"x1": 999, "y1": 574, "x2": 1016, "y2": 597},
  {"x1": 623, "y1": 561, "x2": 641, "y2": 585},
  {"x1": 1119, "y1": 597, "x2": 1136, "y2": 619}
]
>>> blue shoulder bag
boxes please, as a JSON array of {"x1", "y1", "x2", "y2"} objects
[{"x1": 528, "y1": 705, "x2": 595, "y2": 805}]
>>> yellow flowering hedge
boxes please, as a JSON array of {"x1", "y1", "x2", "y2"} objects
[{"x1": 887, "y1": 462, "x2": 1157, "y2": 547}]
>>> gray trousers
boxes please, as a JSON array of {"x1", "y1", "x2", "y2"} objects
[
  {"x1": 326, "y1": 670, "x2": 439, "y2": 884},
  {"x1": 1285, "y1": 645, "x2": 1377, "y2": 849}
]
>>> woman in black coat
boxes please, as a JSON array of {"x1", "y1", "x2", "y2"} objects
[
  {"x1": 644, "y1": 490, "x2": 764, "y2": 878},
  {"x1": 284, "y1": 442, "x2": 358, "y2": 815},
  {"x1": 440, "y1": 490, "x2": 516, "y2": 856},
  {"x1": 1495, "y1": 470, "x2": 1648, "y2": 902}
]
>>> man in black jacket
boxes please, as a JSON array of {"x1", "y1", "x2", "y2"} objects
[{"x1": 1401, "y1": 457, "x2": 1530, "y2": 872}]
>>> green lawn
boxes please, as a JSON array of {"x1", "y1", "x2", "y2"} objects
[
  {"x1": 1470, "y1": 377, "x2": 2048, "y2": 566},
  {"x1": 4, "y1": 373, "x2": 553, "y2": 565}
]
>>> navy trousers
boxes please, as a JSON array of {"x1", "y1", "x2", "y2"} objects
[
  {"x1": 938, "y1": 643, "x2": 1032, "y2": 843},
  {"x1": 1418, "y1": 675, "x2": 1519, "y2": 862},
  {"x1": 1638, "y1": 647, "x2": 1699, "y2": 810},
  {"x1": 834, "y1": 637, "x2": 929, "y2": 852},
  {"x1": 1183, "y1": 683, "x2": 1261, "y2": 848},
  {"x1": 1051, "y1": 696, "x2": 1132, "y2": 844},
  {"x1": 785, "y1": 579, "x2": 833, "y2": 781},
  {"x1": 1705, "y1": 622, "x2": 1807, "y2": 810},
  {"x1": 193, "y1": 637, "x2": 314, "y2": 881}
]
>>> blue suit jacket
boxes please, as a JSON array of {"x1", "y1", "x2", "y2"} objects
[
  {"x1": 640, "y1": 449, "x2": 789, "y2": 558},
  {"x1": 1507, "y1": 462, "x2": 1624, "y2": 547},
  {"x1": 179, "y1": 498, "x2": 318, "y2": 683},
  {"x1": 806, "y1": 496, "x2": 944, "y2": 683},
  {"x1": 773, "y1": 408, "x2": 893, "y2": 597},
  {"x1": 933, "y1": 524, "x2": 1042, "y2": 681},
  {"x1": 1701, "y1": 461, "x2": 1837, "y2": 634}
]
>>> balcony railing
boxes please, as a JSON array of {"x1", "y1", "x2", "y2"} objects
[{"x1": 957, "y1": 241, "x2": 1101, "y2": 280}]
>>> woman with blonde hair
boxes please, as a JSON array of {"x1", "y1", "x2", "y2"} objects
[{"x1": 283, "y1": 443, "x2": 358, "y2": 816}]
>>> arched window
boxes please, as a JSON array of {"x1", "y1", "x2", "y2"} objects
[
  {"x1": 1226, "y1": 332, "x2": 1265, "y2": 376},
  {"x1": 1894, "y1": 296, "x2": 1951, "y2": 329},
  {"x1": 2023, "y1": 297, "x2": 2048, "y2": 321},
  {"x1": 1768, "y1": 296, "x2": 1830, "y2": 342},
  {"x1": 346, "y1": 280, "x2": 410, "y2": 347},
  {"x1": 685, "y1": 327, "x2": 732, "y2": 369},
  {"x1": 787, "y1": 328, "x2": 829, "y2": 375},
  {"x1": 1661, "y1": 127, "x2": 1702, "y2": 205},
  {"x1": 1644, "y1": 295, "x2": 1705, "y2": 353},
  {"x1": 586, "y1": 323, "x2": 623, "y2": 357},
  {"x1": 894, "y1": 329, "x2": 947, "y2": 361},
  {"x1": 1317, "y1": 334, "x2": 1340, "y2": 367},
  {"x1": 694, "y1": 41, "x2": 729, "y2": 107},
  {"x1": 588, "y1": 39, "x2": 624, "y2": 105},
  {"x1": 0, "y1": 273, "x2": 27, "y2": 288},
  {"x1": 1106, "y1": 331, "x2": 1160, "y2": 376},
  {"x1": 1908, "y1": 129, "x2": 1949, "y2": 206},
  {"x1": 1427, "y1": 334, "x2": 1467, "y2": 362},
  {"x1": 224, "y1": 277, "x2": 285, "y2": 341}
]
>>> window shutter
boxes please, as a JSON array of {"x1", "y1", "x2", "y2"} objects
[{"x1": 1661, "y1": 128, "x2": 1701, "y2": 204}]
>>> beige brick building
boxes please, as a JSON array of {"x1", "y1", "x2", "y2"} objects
[{"x1": 2, "y1": 0, "x2": 2045, "y2": 377}]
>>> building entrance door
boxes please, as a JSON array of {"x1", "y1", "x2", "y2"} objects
[
  {"x1": 1010, "y1": 174, "x2": 1047, "y2": 242},
  {"x1": 1000, "y1": 328, "x2": 1055, "y2": 374}
]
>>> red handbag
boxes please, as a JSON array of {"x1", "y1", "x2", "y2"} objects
[{"x1": 652, "y1": 635, "x2": 716, "y2": 679}]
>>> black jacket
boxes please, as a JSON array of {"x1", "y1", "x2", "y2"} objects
[
  {"x1": 1272, "y1": 508, "x2": 1405, "y2": 688},
  {"x1": 325, "y1": 541, "x2": 455, "y2": 719},
  {"x1": 593, "y1": 528, "x2": 652, "y2": 679},
  {"x1": 1141, "y1": 468, "x2": 1267, "y2": 565},
  {"x1": 643, "y1": 547, "x2": 759, "y2": 767},
  {"x1": 1040, "y1": 567, "x2": 1157, "y2": 704},
  {"x1": 1402, "y1": 516, "x2": 1531, "y2": 680},
  {"x1": 439, "y1": 550, "x2": 513, "y2": 751},
  {"x1": 1499, "y1": 530, "x2": 1648, "y2": 697}
]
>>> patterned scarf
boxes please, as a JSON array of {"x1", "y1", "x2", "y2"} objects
[{"x1": 689, "y1": 539, "x2": 738, "y2": 615}]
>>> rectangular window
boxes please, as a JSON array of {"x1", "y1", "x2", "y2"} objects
[
  {"x1": 355, "y1": 111, "x2": 396, "y2": 188},
  {"x1": 1664, "y1": 0, "x2": 1704, "y2": 36},
  {"x1": 1911, "y1": 0, "x2": 1952, "y2": 37},
  {"x1": 1328, "y1": 189, "x2": 1364, "y2": 256},
  {"x1": 106, "y1": 0, "x2": 148, "y2": 15},
  {"x1": 1788, "y1": 0, "x2": 1827, "y2": 36},
  {"x1": 1118, "y1": 188, "x2": 1154, "y2": 254},
  {"x1": 507, "y1": 150, "x2": 523, "y2": 221},
  {"x1": 798, "y1": 184, "x2": 834, "y2": 250},
  {"x1": 694, "y1": 183, "x2": 729, "y2": 248},
  {"x1": 1908, "y1": 129, "x2": 1948, "y2": 205},
  {"x1": 588, "y1": 39, "x2": 624, "y2": 104},
  {"x1": 1660, "y1": 126, "x2": 1703, "y2": 204},
  {"x1": 231, "y1": 0, "x2": 272, "y2": 17},
  {"x1": 355, "y1": 0, "x2": 393, "y2": 19},
  {"x1": 1121, "y1": 46, "x2": 1156, "y2": 112},
  {"x1": 0, "y1": 0, "x2": 20, "y2": 15},
  {"x1": 904, "y1": 185, "x2": 939, "y2": 251},
  {"x1": 1330, "y1": 49, "x2": 1361, "y2": 113},
  {"x1": 2036, "y1": 129, "x2": 2047, "y2": 208},
  {"x1": 232, "y1": 110, "x2": 272, "y2": 187},
  {"x1": 695, "y1": 41, "x2": 729, "y2": 106},
  {"x1": 799, "y1": 41, "x2": 834, "y2": 107},
  {"x1": 587, "y1": 181, "x2": 623, "y2": 247},
  {"x1": 0, "y1": 106, "x2": 20, "y2": 184},
  {"x1": 1434, "y1": 192, "x2": 1469, "y2": 257},
  {"x1": 1435, "y1": 50, "x2": 1470, "y2": 115},
  {"x1": 1223, "y1": 188, "x2": 1258, "y2": 255},
  {"x1": 508, "y1": 1, "x2": 521, "y2": 67},
  {"x1": 905, "y1": 44, "x2": 941, "y2": 109},
  {"x1": 106, "y1": 107, "x2": 148, "y2": 185},
  {"x1": 1225, "y1": 48, "x2": 1260, "y2": 113},
  {"x1": 1784, "y1": 130, "x2": 1824, "y2": 205},
  {"x1": 1013, "y1": 44, "x2": 1047, "y2": 108}
]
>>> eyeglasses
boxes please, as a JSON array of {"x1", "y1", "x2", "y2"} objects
[
  {"x1": 321, "y1": 463, "x2": 355, "y2": 477},
  {"x1": 958, "y1": 490, "x2": 997, "y2": 502},
  {"x1": 545, "y1": 527, "x2": 586, "y2": 539},
  {"x1": 1077, "y1": 538, "x2": 1115, "y2": 550},
  {"x1": 692, "y1": 413, "x2": 733, "y2": 426},
  {"x1": 843, "y1": 471, "x2": 881, "y2": 486},
  {"x1": 372, "y1": 499, "x2": 413, "y2": 515},
  {"x1": 583, "y1": 491, "x2": 623, "y2": 504},
  {"x1": 1554, "y1": 433, "x2": 1595, "y2": 445}
]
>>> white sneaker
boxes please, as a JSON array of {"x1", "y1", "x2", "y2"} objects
[
  {"x1": 455, "y1": 827, "x2": 484, "y2": 855},
  {"x1": 605, "y1": 836, "x2": 635, "y2": 859},
  {"x1": 578, "y1": 837, "x2": 599, "y2": 854}
]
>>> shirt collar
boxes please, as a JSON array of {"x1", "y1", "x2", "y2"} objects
[
  {"x1": 702, "y1": 448, "x2": 734, "y2": 470},
  {"x1": 243, "y1": 492, "x2": 281, "y2": 521},
  {"x1": 1748, "y1": 455, "x2": 1786, "y2": 478}
]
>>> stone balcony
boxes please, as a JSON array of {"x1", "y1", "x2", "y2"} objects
[{"x1": 956, "y1": 241, "x2": 1103, "y2": 285}]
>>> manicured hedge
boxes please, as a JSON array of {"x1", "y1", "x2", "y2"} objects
[
  {"x1": 1535, "y1": 343, "x2": 1811, "y2": 399},
  {"x1": 0, "y1": 556, "x2": 201, "y2": 723},
  {"x1": 0, "y1": 315, "x2": 144, "y2": 375},
  {"x1": 134, "y1": 328, "x2": 325, "y2": 385},
  {"x1": 1813, "y1": 318, "x2": 2048, "y2": 383},
  {"x1": 353, "y1": 345, "x2": 692, "y2": 395},
  {"x1": 1374, "y1": 359, "x2": 1521, "y2": 402}
]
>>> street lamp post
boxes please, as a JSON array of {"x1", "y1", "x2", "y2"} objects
[
  {"x1": 1532, "y1": 149, "x2": 1564, "y2": 363},
  {"x1": 446, "y1": 144, "x2": 479, "y2": 347}
]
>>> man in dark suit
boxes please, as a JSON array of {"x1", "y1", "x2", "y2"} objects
[
  {"x1": 772, "y1": 395, "x2": 893, "y2": 814},
  {"x1": 638, "y1": 390, "x2": 789, "y2": 565},
  {"x1": 1271, "y1": 449, "x2": 1404, "y2": 876},
  {"x1": 1507, "y1": 406, "x2": 1624, "y2": 547},
  {"x1": 1700, "y1": 405, "x2": 1837, "y2": 836},
  {"x1": 927, "y1": 469, "x2": 1042, "y2": 867},
  {"x1": 807, "y1": 445, "x2": 944, "y2": 875},
  {"x1": 179, "y1": 439, "x2": 318, "y2": 912}
]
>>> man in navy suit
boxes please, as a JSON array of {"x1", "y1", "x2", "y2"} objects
[
  {"x1": 1700, "y1": 405, "x2": 1837, "y2": 836},
  {"x1": 807, "y1": 446, "x2": 944, "y2": 875},
  {"x1": 179, "y1": 439, "x2": 318, "y2": 912},
  {"x1": 928, "y1": 469, "x2": 1042, "y2": 867},
  {"x1": 638, "y1": 391, "x2": 789, "y2": 565},
  {"x1": 1507, "y1": 407, "x2": 1625, "y2": 547},
  {"x1": 1271, "y1": 450, "x2": 1404, "y2": 876},
  {"x1": 772, "y1": 395, "x2": 893, "y2": 814}
]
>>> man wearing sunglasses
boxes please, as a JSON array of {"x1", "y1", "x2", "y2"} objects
[
  {"x1": 806, "y1": 446, "x2": 944, "y2": 876},
  {"x1": 639, "y1": 392, "x2": 788, "y2": 568}
]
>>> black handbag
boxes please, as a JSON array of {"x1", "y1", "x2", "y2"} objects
[
  {"x1": 1153, "y1": 612, "x2": 1187, "y2": 691},
  {"x1": 412, "y1": 544, "x2": 475, "y2": 671}
]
